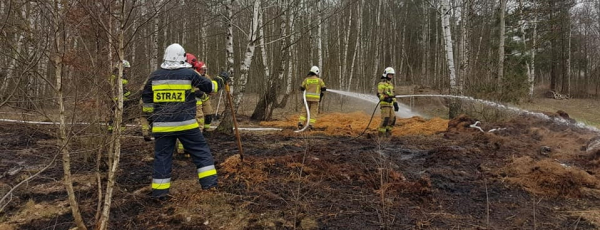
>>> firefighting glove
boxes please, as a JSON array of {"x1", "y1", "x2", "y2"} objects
[
  {"x1": 383, "y1": 96, "x2": 393, "y2": 103},
  {"x1": 194, "y1": 90, "x2": 206, "y2": 98},
  {"x1": 219, "y1": 71, "x2": 230, "y2": 83},
  {"x1": 393, "y1": 102, "x2": 399, "y2": 112},
  {"x1": 300, "y1": 86, "x2": 306, "y2": 91},
  {"x1": 214, "y1": 77, "x2": 224, "y2": 92}
]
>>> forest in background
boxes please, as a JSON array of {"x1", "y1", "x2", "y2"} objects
[{"x1": 1, "y1": 0, "x2": 597, "y2": 115}]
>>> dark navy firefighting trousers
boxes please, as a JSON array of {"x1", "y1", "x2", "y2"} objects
[{"x1": 151, "y1": 128, "x2": 217, "y2": 198}]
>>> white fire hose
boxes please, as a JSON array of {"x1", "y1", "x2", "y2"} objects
[{"x1": 295, "y1": 90, "x2": 310, "y2": 133}]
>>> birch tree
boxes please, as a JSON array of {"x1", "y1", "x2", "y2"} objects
[
  {"x1": 317, "y1": 0, "x2": 323, "y2": 70},
  {"x1": 527, "y1": 0, "x2": 537, "y2": 100},
  {"x1": 251, "y1": 0, "x2": 294, "y2": 121},
  {"x1": 498, "y1": 0, "x2": 506, "y2": 94},
  {"x1": 216, "y1": 0, "x2": 237, "y2": 134},
  {"x1": 441, "y1": 0, "x2": 458, "y2": 118},
  {"x1": 233, "y1": 0, "x2": 261, "y2": 109}
]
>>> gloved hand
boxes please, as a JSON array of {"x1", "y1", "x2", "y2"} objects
[
  {"x1": 218, "y1": 71, "x2": 230, "y2": 83},
  {"x1": 299, "y1": 86, "x2": 305, "y2": 91},
  {"x1": 383, "y1": 96, "x2": 393, "y2": 103},
  {"x1": 393, "y1": 102, "x2": 399, "y2": 112},
  {"x1": 143, "y1": 134, "x2": 153, "y2": 142},
  {"x1": 194, "y1": 90, "x2": 206, "y2": 98},
  {"x1": 214, "y1": 78, "x2": 224, "y2": 92}
]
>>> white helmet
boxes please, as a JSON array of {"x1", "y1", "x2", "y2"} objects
[
  {"x1": 161, "y1": 43, "x2": 191, "y2": 69},
  {"x1": 122, "y1": 60, "x2": 131, "y2": 68},
  {"x1": 382, "y1": 67, "x2": 395, "y2": 78},
  {"x1": 113, "y1": 60, "x2": 131, "y2": 69},
  {"x1": 310, "y1": 66, "x2": 320, "y2": 75}
]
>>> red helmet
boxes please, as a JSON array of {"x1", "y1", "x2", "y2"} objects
[
  {"x1": 196, "y1": 61, "x2": 207, "y2": 72},
  {"x1": 185, "y1": 53, "x2": 198, "y2": 66}
]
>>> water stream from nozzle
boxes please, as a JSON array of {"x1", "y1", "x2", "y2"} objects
[
  {"x1": 327, "y1": 89, "x2": 420, "y2": 118},
  {"x1": 327, "y1": 90, "x2": 600, "y2": 133}
]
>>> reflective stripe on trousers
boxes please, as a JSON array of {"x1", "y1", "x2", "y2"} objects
[
  {"x1": 152, "y1": 128, "x2": 217, "y2": 197},
  {"x1": 152, "y1": 119, "x2": 199, "y2": 133}
]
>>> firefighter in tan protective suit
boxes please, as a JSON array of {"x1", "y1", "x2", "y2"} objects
[
  {"x1": 177, "y1": 55, "x2": 226, "y2": 155},
  {"x1": 298, "y1": 66, "x2": 326, "y2": 130},
  {"x1": 195, "y1": 61, "x2": 217, "y2": 134},
  {"x1": 377, "y1": 67, "x2": 399, "y2": 137}
]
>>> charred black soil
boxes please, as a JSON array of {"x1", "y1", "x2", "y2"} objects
[{"x1": 1, "y1": 111, "x2": 600, "y2": 229}]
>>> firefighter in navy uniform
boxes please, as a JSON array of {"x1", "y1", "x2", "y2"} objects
[
  {"x1": 141, "y1": 43, "x2": 227, "y2": 198},
  {"x1": 377, "y1": 67, "x2": 399, "y2": 137}
]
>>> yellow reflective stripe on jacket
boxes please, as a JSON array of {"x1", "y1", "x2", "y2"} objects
[
  {"x1": 122, "y1": 79, "x2": 129, "y2": 85},
  {"x1": 142, "y1": 103, "x2": 154, "y2": 113},
  {"x1": 152, "y1": 119, "x2": 199, "y2": 133},
  {"x1": 152, "y1": 178, "x2": 171, "y2": 190},
  {"x1": 197, "y1": 165, "x2": 217, "y2": 179},
  {"x1": 196, "y1": 99, "x2": 203, "y2": 105},
  {"x1": 211, "y1": 80, "x2": 218, "y2": 93},
  {"x1": 378, "y1": 81, "x2": 395, "y2": 106},
  {"x1": 152, "y1": 79, "x2": 192, "y2": 90},
  {"x1": 306, "y1": 93, "x2": 321, "y2": 99}
]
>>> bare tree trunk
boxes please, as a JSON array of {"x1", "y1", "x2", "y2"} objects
[
  {"x1": 250, "y1": 4, "x2": 273, "y2": 121},
  {"x1": 217, "y1": 0, "x2": 237, "y2": 134},
  {"x1": 98, "y1": 8, "x2": 126, "y2": 228},
  {"x1": 347, "y1": 0, "x2": 363, "y2": 91},
  {"x1": 566, "y1": 19, "x2": 571, "y2": 96},
  {"x1": 150, "y1": 1, "x2": 162, "y2": 72},
  {"x1": 233, "y1": 0, "x2": 261, "y2": 109},
  {"x1": 373, "y1": 0, "x2": 382, "y2": 86},
  {"x1": 317, "y1": 0, "x2": 322, "y2": 70},
  {"x1": 458, "y1": 0, "x2": 469, "y2": 95},
  {"x1": 53, "y1": 1, "x2": 87, "y2": 229},
  {"x1": 528, "y1": 0, "x2": 537, "y2": 100},
  {"x1": 286, "y1": 3, "x2": 295, "y2": 95},
  {"x1": 421, "y1": 0, "x2": 428, "y2": 85},
  {"x1": 441, "y1": 0, "x2": 458, "y2": 118},
  {"x1": 0, "y1": 22, "x2": 24, "y2": 95},
  {"x1": 497, "y1": 0, "x2": 506, "y2": 95}
]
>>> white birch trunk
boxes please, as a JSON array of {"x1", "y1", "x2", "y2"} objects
[
  {"x1": 498, "y1": 0, "x2": 506, "y2": 93},
  {"x1": 233, "y1": 0, "x2": 261, "y2": 108},
  {"x1": 1, "y1": 25, "x2": 25, "y2": 93},
  {"x1": 226, "y1": 0, "x2": 235, "y2": 77},
  {"x1": 259, "y1": 9, "x2": 270, "y2": 88},
  {"x1": 441, "y1": 0, "x2": 457, "y2": 95},
  {"x1": 341, "y1": 8, "x2": 352, "y2": 90},
  {"x1": 529, "y1": 5, "x2": 537, "y2": 100},
  {"x1": 317, "y1": 0, "x2": 322, "y2": 70},
  {"x1": 372, "y1": 0, "x2": 382, "y2": 87},
  {"x1": 347, "y1": 0, "x2": 363, "y2": 91},
  {"x1": 398, "y1": 4, "x2": 408, "y2": 84},
  {"x1": 286, "y1": 5, "x2": 295, "y2": 94}
]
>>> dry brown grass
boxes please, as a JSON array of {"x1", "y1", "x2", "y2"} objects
[
  {"x1": 502, "y1": 156, "x2": 600, "y2": 197},
  {"x1": 260, "y1": 111, "x2": 448, "y2": 137}
]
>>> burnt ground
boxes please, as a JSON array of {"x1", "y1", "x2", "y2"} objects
[{"x1": 1, "y1": 111, "x2": 600, "y2": 230}]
